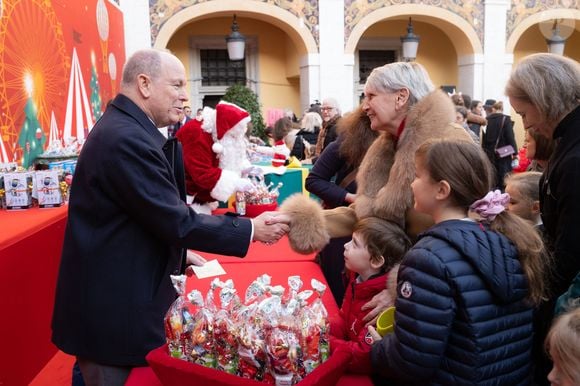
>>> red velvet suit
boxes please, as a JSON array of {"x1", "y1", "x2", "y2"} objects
[
  {"x1": 176, "y1": 119, "x2": 221, "y2": 203},
  {"x1": 329, "y1": 271, "x2": 388, "y2": 374}
]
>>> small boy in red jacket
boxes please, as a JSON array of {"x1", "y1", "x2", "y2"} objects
[{"x1": 329, "y1": 218, "x2": 411, "y2": 374}]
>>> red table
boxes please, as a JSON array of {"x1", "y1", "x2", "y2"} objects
[
  {"x1": 0, "y1": 206, "x2": 68, "y2": 386},
  {"x1": 127, "y1": 261, "x2": 364, "y2": 385},
  {"x1": 198, "y1": 235, "x2": 316, "y2": 264},
  {"x1": 186, "y1": 260, "x2": 339, "y2": 315}
]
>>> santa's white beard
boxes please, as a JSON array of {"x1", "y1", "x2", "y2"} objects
[{"x1": 218, "y1": 134, "x2": 251, "y2": 173}]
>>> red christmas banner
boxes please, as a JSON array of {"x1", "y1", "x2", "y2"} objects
[{"x1": 0, "y1": 0, "x2": 125, "y2": 166}]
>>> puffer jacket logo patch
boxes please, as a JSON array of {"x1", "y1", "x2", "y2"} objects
[
  {"x1": 400, "y1": 281, "x2": 413, "y2": 298},
  {"x1": 364, "y1": 331, "x2": 374, "y2": 345}
]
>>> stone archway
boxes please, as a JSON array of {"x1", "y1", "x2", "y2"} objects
[
  {"x1": 506, "y1": 9, "x2": 580, "y2": 54},
  {"x1": 345, "y1": 4, "x2": 482, "y2": 57},
  {"x1": 152, "y1": 1, "x2": 320, "y2": 115},
  {"x1": 344, "y1": 3, "x2": 482, "y2": 103},
  {"x1": 153, "y1": 0, "x2": 317, "y2": 56}
]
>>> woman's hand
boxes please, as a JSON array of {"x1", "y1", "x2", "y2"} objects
[{"x1": 361, "y1": 289, "x2": 393, "y2": 326}]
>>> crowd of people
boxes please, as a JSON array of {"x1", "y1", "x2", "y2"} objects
[{"x1": 51, "y1": 48, "x2": 579, "y2": 386}]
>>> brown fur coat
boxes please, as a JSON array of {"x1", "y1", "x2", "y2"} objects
[
  {"x1": 354, "y1": 89, "x2": 471, "y2": 237},
  {"x1": 282, "y1": 89, "x2": 472, "y2": 254}
]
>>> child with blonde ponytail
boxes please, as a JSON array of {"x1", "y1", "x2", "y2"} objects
[{"x1": 369, "y1": 139, "x2": 547, "y2": 385}]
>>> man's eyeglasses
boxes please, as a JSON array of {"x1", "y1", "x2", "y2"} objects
[{"x1": 321, "y1": 107, "x2": 335, "y2": 111}]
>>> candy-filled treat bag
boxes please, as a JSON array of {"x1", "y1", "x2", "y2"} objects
[
  {"x1": 213, "y1": 286, "x2": 240, "y2": 374},
  {"x1": 245, "y1": 274, "x2": 271, "y2": 305},
  {"x1": 237, "y1": 304, "x2": 271, "y2": 382},
  {"x1": 266, "y1": 297, "x2": 304, "y2": 386},
  {"x1": 187, "y1": 290, "x2": 216, "y2": 368},
  {"x1": 164, "y1": 275, "x2": 193, "y2": 360},
  {"x1": 286, "y1": 276, "x2": 303, "y2": 303},
  {"x1": 310, "y1": 279, "x2": 330, "y2": 364}
]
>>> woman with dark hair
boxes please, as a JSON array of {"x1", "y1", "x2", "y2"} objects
[
  {"x1": 481, "y1": 101, "x2": 518, "y2": 190},
  {"x1": 305, "y1": 105, "x2": 378, "y2": 304},
  {"x1": 523, "y1": 128, "x2": 554, "y2": 172}
]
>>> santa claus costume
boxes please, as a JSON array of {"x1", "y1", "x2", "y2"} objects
[{"x1": 176, "y1": 101, "x2": 252, "y2": 214}]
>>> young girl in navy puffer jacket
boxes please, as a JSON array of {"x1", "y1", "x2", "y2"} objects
[{"x1": 369, "y1": 139, "x2": 548, "y2": 385}]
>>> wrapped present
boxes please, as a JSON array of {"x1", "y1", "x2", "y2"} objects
[
  {"x1": 4, "y1": 171, "x2": 33, "y2": 210},
  {"x1": 35, "y1": 170, "x2": 63, "y2": 208}
]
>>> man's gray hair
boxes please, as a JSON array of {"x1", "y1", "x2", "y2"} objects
[
  {"x1": 322, "y1": 97, "x2": 341, "y2": 115},
  {"x1": 506, "y1": 53, "x2": 580, "y2": 126},
  {"x1": 121, "y1": 49, "x2": 165, "y2": 87},
  {"x1": 365, "y1": 62, "x2": 435, "y2": 107}
]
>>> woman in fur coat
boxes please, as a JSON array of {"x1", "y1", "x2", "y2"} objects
[
  {"x1": 304, "y1": 105, "x2": 378, "y2": 305},
  {"x1": 281, "y1": 62, "x2": 471, "y2": 320}
]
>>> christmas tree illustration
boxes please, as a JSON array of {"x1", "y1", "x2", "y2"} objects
[
  {"x1": 17, "y1": 98, "x2": 46, "y2": 168},
  {"x1": 90, "y1": 52, "x2": 103, "y2": 121}
]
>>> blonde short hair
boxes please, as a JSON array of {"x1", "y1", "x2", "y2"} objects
[
  {"x1": 545, "y1": 306, "x2": 580, "y2": 384},
  {"x1": 300, "y1": 112, "x2": 323, "y2": 133}
]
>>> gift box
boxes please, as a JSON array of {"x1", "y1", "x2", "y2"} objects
[
  {"x1": 234, "y1": 202, "x2": 278, "y2": 218},
  {"x1": 147, "y1": 344, "x2": 351, "y2": 386},
  {"x1": 4, "y1": 172, "x2": 33, "y2": 210}
]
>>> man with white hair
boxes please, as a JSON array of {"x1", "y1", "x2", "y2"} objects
[{"x1": 314, "y1": 97, "x2": 341, "y2": 159}]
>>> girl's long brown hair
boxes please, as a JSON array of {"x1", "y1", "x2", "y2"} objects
[{"x1": 416, "y1": 139, "x2": 549, "y2": 304}]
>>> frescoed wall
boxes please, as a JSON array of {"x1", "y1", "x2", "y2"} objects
[{"x1": 0, "y1": 0, "x2": 125, "y2": 167}]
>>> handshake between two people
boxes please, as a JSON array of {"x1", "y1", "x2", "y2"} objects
[
  {"x1": 184, "y1": 211, "x2": 290, "y2": 270},
  {"x1": 251, "y1": 211, "x2": 291, "y2": 245}
]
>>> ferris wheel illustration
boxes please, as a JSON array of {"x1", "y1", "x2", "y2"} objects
[{"x1": 0, "y1": 0, "x2": 69, "y2": 161}]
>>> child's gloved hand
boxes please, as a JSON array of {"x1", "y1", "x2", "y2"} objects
[{"x1": 367, "y1": 325, "x2": 382, "y2": 343}]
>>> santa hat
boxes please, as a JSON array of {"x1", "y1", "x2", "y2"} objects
[{"x1": 202, "y1": 101, "x2": 251, "y2": 154}]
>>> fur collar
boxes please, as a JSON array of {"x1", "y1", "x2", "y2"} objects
[{"x1": 354, "y1": 90, "x2": 471, "y2": 226}]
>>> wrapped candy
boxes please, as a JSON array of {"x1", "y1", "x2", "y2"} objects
[
  {"x1": 237, "y1": 304, "x2": 270, "y2": 381},
  {"x1": 287, "y1": 276, "x2": 303, "y2": 300},
  {"x1": 310, "y1": 279, "x2": 330, "y2": 364},
  {"x1": 187, "y1": 290, "x2": 216, "y2": 368},
  {"x1": 237, "y1": 167, "x2": 283, "y2": 206},
  {"x1": 264, "y1": 292, "x2": 305, "y2": 385},
  {"x1": 162, "y1": 274, "x2": 331, "y2": 384},
  {"x1": 164, "y1": 275, "x2": 193, "y2": 360},
  {"x1": 213, "y1": 285, "x2": 240, "y2": 374}
]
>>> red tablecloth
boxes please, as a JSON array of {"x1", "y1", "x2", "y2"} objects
[
  {"x1": 125, "y1": 366, "x2": 373, "y2": 386},
  {"x1": 0, "y1": 205, "x2": 67, "y2": 249},
  {"x1": 186, "y1": 260, "x2": 338, "y2": 315},
  {"x1": 0, "y1": 206, "x2": 68, "y2": 386},
  {"x1": 200, "y1": 235, "x2": 316, "y2": 264}
]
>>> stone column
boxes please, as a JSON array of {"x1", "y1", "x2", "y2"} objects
[
  {"x1": 300, "y1": 54, "x2": 321, "y2": 113},
  {"x1": 318, "y1": 0, "x2": 353, "y2": 113},
  {"x1": 483, "y1": 0, "x2": 514, "y2": 105},
  {"x1": 458, "y1": 54, "x2": 485, "y2": 101}
]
